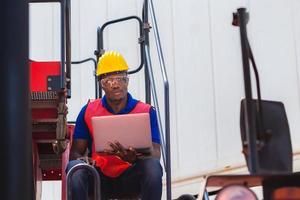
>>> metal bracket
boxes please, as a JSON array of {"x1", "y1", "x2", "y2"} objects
[
  {"x1": 47, "y1": 75, "x2": 61, "y2": 91},
  {"x1": 138, "y1": 36, "x2": 145, "y2": 43},
  {"x1": 143, "y1": 22, "x2": 152, "y2": 31},
  {"x1": 139, "y1": 23, "x2": 152, "y2": 43},
  {"x1": 232, "y1": 10, "x2": 249, "y2": 27},
  {"x1": 94, "y1": 48, "x2": 105, "y2": 58}
]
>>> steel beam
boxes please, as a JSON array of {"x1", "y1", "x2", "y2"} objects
[{"x1": 0, "y1": 0, "x2": 33, "y2": 199}]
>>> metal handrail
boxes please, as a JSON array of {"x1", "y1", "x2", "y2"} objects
[
  {"x1": 95, "y1": 16, "x2": 145, "y2": 75},
  {"x1": 66, "y1": 163, "x2": 101, "y2": 200},
  {"x1": 146, "y1": 0, "x2": 171, "y2": 199},
  {"x1": 144, "y1": 48, "x2": 166, "y2": 165}
]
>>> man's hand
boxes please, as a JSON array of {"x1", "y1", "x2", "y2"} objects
[
  {"x1": 69, "y1": 139, "x2": 88, "y2": 161},
  {"x1": 104, "y1": 141, "x2": 138, "y2": 164}
]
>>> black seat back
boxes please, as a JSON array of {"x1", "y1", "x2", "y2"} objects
[{"x1": 240, "y1": 99, "x2": 293, "y2": 174}]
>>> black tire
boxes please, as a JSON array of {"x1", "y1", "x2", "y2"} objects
[{"x1": 176, "y1": 194, "x2": 197, "y2": 200}]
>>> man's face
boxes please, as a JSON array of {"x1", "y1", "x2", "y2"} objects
[{"x1": 100, "y1": 72, "x2": 129, "y2": 103}]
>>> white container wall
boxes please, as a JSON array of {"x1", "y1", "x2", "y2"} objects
[{"x1": 29, "y1": 0, "x2": 300, "y2": 199}]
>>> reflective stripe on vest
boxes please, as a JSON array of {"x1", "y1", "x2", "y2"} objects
[{"x1": 84, "y1": 98, "x2": 151, "y2": 177}]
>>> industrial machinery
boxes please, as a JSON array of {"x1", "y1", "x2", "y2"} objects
[
  {"x1": 2, "y1": 1, "x2": 299, "y2": 200},
  {"x1": 28, "y1": 0, "x2": 171, "y2": 199},
  {"x1": 196, "y1": 8, "x2": 300, "y2": 200}
]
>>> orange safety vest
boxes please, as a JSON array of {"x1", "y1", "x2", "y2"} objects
[{"x1": 84, "y1": 99, "x2": 151, "y2": 177}]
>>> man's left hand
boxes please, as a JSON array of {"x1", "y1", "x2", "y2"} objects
[{"x1": 104, "y1": 141, "x2": 138, "y2": 164}]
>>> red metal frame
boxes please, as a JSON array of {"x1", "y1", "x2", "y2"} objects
[
  {"x1": 33, "y1": 141, "x2": 42, "y2": 200},
  {"x1": 61, "y1": 125, "x2": 74, "y2": 200}
]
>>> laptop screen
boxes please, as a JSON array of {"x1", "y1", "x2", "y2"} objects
[{"x1": 91, "y1": 113, "x2": 152, "y2": 153}]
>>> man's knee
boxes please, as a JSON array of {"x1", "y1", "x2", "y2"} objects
[
  {"x1": 66, "y1": 160, "x2": 85, "y2": 172},
  {"x1": 66, "y1": 160, "x2": 90, "y2": 182},
  {"x1": 138, "y1": 158, "x2": 163, "y2": 179},
  {"x1": 137, "y1": 158, "x2": 163, "y2": 199}
]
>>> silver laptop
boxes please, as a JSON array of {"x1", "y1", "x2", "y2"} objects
[{"x1": 91, "y1": 113, "x2": 153, "y2": 153}]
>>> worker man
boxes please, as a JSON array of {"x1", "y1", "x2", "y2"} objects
[{"x1": 66, "y1": 51, "x2": 163, "y2": 200}]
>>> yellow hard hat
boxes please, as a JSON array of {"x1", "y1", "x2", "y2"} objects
[{"x1": 96, "y1": 51, "x2": 129, "y2": 76}]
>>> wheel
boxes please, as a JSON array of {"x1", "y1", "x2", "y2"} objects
[{"x1": 176, "y1": 194, "x2": 197, "y2": 200}]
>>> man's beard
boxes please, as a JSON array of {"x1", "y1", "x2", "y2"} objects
[{"x1": 107, "y1": 94, "x2": 125, "y2": 105}]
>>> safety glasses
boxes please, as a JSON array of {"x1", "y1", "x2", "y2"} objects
[{"x1": 100, "y1": 75, "x2": 128, "y2": 87}]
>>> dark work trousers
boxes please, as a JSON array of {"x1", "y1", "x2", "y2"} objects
[{"x1": 66, "y1": 158, "x2": 163, "y2": 200}]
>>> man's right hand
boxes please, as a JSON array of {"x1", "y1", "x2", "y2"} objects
[{"x1": 69, "y1": 139, "x2": 88, "y2": 161}]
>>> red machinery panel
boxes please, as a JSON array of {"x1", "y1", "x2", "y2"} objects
[
  {"x1": 32, "y1": 108, "x2": 58, "y2": 120},
  {"x1": 30, "y1": 61, "x2": 61, "y2": 92}
]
